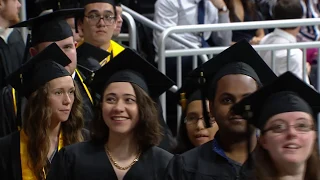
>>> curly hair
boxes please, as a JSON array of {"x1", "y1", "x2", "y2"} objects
[
  {"x1": 23, "y1": 79, "x2": 84, "y2": 179},
  {"x1": 91, "y1": 83, "x2": 163, "y2": 151}
]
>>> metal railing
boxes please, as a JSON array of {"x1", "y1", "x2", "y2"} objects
[
  {"x1": 158, "y1": 18, "x2": 320, "y2": 132},
  {"x1": 121, "y1": 5, "x2": 208, "y2": 63}
]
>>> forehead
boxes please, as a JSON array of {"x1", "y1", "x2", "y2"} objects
[
  {"x1": 266, "y1": 111, "x2": 313, "y2": 125},
  {"x1": 48, "y1": 76, "x2": 74, "y2": 88},
  {"x1": 85, "y1": 3, "x2": 115, "y2": 14},
  {"x1": 186, "y1": 100, "x2": 207, "y2": 113},
  {"x1": 103, "y1": 82, "x2": 135, "y2": 95},
  {"x1": 215, "y1": 74, "x2": 257, "y2": 97}
]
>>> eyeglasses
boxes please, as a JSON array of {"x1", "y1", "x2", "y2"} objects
[
  {"x1": 184, "y1": 114, "x2": 216, "y2": 125},
  {"x1": 84, "y1": 13, "x2": 116, "y2": 25},
  {"x1": 262, "y1": 121, "x2": 315, "y2": 134}
]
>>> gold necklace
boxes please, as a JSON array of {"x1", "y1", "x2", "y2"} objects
[{"x1": 105, "y1": 146, "x2": 141, "y2": 171}]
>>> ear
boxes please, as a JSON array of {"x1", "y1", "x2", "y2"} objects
[
  {"x1": 258, "y1": 135, "x2": 268, "y2": 150},
  {"x1": 29, "y1": 47, "x2": 38, "y2": 57}
]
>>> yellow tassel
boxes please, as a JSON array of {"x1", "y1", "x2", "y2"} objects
[{"x1": 180, "y1": 93, "x2": 187, "y2": 111}]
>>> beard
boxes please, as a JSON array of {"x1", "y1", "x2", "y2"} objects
[{"x1": 9, "y1": 16, "x2": 20, "y2": 26}]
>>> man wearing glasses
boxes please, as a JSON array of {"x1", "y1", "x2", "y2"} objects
[{"x1": 78, "y1": 0, "x2": 124, "y2": 65}]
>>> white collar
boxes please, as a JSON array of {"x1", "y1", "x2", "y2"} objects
[
  {"x1": 273, "y1": 28, "x2": 297, "y2": 43},
  {"x1": 0, "y1": 27, "x2": 14, "y2": 43}
]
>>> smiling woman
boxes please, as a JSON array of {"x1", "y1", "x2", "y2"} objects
[
  {"x1": 47, "y1": 48, "x2": 175, "y2": 180},
  {"x1": 232, "y1": 72, "x2": 320, "y2": 180},
  {"x1": 0, "y1": 43, "x2": 85, "y2": 180}
]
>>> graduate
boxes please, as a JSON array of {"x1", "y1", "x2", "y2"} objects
[
  {"x1": 11, "y1": 9, "x2": 110, "y2": 129},
  {"x1": 0, "y1": 43, "x2": 85, "y2": 180},
  {"x1": 173, "y1": 78, "x2": 219, "y2": 154},
  {"x1": 232, "y1": 72, "x2": 320, "y2": 180},
  {"x1": 0, "y1": 0, "x2": 25, "y2": 137},
  {"x1": 47, "y1": 48, "x2": 175, "y2": 180},
  {"x1": 77, "y1": 0, "x2": 125, "y2": 65},
  {"x1": 164, "y1": 40, "x2": 277, "y2": 180}
]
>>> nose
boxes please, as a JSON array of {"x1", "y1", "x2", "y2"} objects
[
  {"x1": 113, "y1": 100, "x2": 125, "y2": 112},
  {"x1": 97, "y1": 17, "x2": 106, "y2": 27},
  {"x1": 63, "y1": 94, "x2": 72, "y2": 105},
  {"x1": 286, "y1": 125, "x2": 298, "y2": 139},
  {"x1": 118, "y1": 15, "x2": 123, "y2": 23},
  {"x1": 18, "y1": 1, "x2": 22, "y2": 8},
  {"x1": 196, "y1": 118, "x2": 205, "y2": 131}
]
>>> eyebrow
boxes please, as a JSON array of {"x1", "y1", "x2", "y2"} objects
[
  {"x1": 52, "y1": 87, "x2": 75, "y2": 91},
  {"x1": 105, "y1": 93, "x2": 136, "y2": 97},
  {"x1": 87, "y1": 10, "x2": 114, "y2": 14}
]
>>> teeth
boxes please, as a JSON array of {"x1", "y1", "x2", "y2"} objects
[
  {"x1": 112, "y1": 117, "x2": 128, "y2": 121},
  {"x1": 285, "y1": 145, "x2": 299, "y2": 149}
]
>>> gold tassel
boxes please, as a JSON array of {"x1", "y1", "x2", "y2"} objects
[{"x1": 180, "y1": 92, "x2": 187, "y2": 111}]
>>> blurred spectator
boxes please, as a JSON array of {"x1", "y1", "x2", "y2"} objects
[
  {"x1": 225, "y1": 0, "x2": 265, "y2": 45},
  {"x1": 259, "y1": 0, "x2": 311, "y2": 84},
  {"x1": 153, "y1": 0, "x2": 231, "y2": 51}
]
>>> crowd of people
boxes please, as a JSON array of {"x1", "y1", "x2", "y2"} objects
[{"x1": 0, "y1": 0, "x2": 320, "y2": 179}]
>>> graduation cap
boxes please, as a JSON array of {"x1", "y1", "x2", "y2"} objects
[
  {"x1": 86, "y1": 48, "x2": 175, "y2": 99},
  {"x1": 10, "y1": 8, "x2": 83, "y2": 47},
  {"x1": 80, "y1": 0, "x2": 116, "y2": 7},
  {"x1": 188, "y1": 40, "x2": 277, "y2": 100},
  {"x1": 232, "y1": 71, "x2": 320, "y2": 130},
  {"x1": 76, "y1": 42, "x2": 110, "y2": 72},
  {"x1": 177, "y1": 77, "x2": 202, "y2": 111},
  {"x1": 6, "y1": 43, "x2": 71, "y2": 98},
  {"x1": 35, "y1": 0, "x2": 81, "y2": 11}
]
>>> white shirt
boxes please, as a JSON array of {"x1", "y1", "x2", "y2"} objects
[
  {"x1": 153, "y1": 0, "x2": 231, "y2": 51},
  {"x1": 0, "y1": 27, "x2": 14, "y2": 44},
  {"x1": 259, "y1": 28, "x2": 310, "y2": 84}
]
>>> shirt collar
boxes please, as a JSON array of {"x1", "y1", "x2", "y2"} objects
[
  {"x1": 273, "y1": 28, "x2": 297, "y2": 43},
  {"x1": 0, "y1": 27, "x2": 14, "y2": 44}
]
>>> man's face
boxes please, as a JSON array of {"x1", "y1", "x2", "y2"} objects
[
  {"x1": 31, "y1": 37, "x2": 77, "y2": 74},
  {"x1": 210, "y1": 74, "x2": 258, "y2": 136},
  {"x1": 113, "y1": 6, "x2": 123, "y2": 37},
  {"x1": 79, "y1": 3, "x2": 116, "y2": 47},
  {"x1": 66, "y1": 17, "x2": 83, "y2": 43},
  {"x1": 0, "y1": 0, "x2": 21, "y2": 26}
]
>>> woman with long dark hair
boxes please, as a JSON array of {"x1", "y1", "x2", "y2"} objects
[
  {"x1": 0, "y1": 43, "x2": 84, "y2": 180},
  {"x1": 174, "y1": 79, "x2": 218, "y2": 154},
  {"x1": 47, "y1": 48, "x2": 175, "y2": 180},
  {"x1": 225, "y1": 0, "x2": 265, "y2": 44},
  {"x1": 233, "y1": 72, "x2": 320, "y2": 180}
]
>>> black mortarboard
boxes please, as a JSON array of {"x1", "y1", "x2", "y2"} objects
[
  {"x1": 86, "y1": 48, "x2": 175, "y2": 98},
  {"x1": 188, "y1": 40, "x2": 277, "y2": 100},
  {"x1": 10, "y1": 8, "x2": 83, "y2": 46},
  {"x1": 115, "y1": 0, "x2": 121, "y2": 6},
  {"x1": 35, "y1": 0, "x2": 81, "y2": 11},
  {"x1": 177, "y1": 77, "x2": 202, "y2": 111},
  {"x1": 76, "y1": 42, "x2": 110, "y2": 71},
  {"x1": 232, "y1": 72, "x2": 320, "y2": 130},
  {"x1": 80, "y1": 0, "x2": 116, "y2": 7},
  {"x1": 6, "y1": 43, "x2": 71, "y2": 98}
]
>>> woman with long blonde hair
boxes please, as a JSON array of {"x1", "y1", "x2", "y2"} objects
[{"x1": 0, "y1": 43, "x2": 84, "y2": 180}]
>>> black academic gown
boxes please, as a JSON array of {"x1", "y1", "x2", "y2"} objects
[
  {"x1": 0, "y1": 130, "x2": 90, "y2": 180},
  {"x1": 164, "y1": 140, "x2": 253, "y2": 180},
  {"x1": 47, "y1": 141, "x2": 173, "y2": 180},
  {"x1": 74, "y1": 73, "x2": 94, "y2": 129},
  {"x1": 0, "y1": 29, "x2": 25, "y2": 137}
]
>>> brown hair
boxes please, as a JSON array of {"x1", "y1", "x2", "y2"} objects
[
  {"x1": 91, "y1": 83, "x2": 163, "y2": 151},
  {"x1": 273, "y1": 0, "x2": 303, "y2": 30},
  {"x1": 254, "y1": 134, "x2": 320, "y2": 180},
  {"x1": 23, "y1": 79, "x2": 84, "y2": 179},
  {"x1": 224, "y1": 0, "x2": 259, "y2": 22}
]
